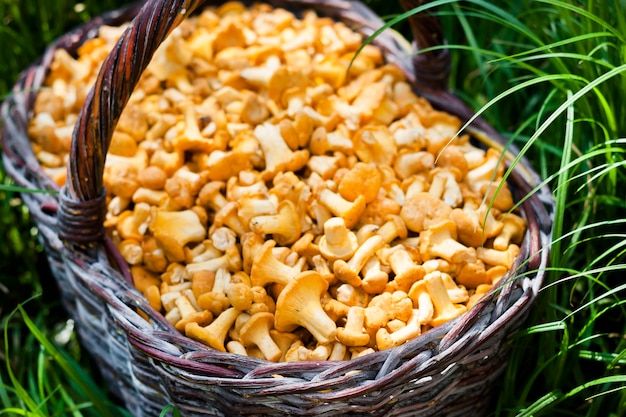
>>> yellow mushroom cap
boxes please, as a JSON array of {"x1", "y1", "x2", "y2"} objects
[{"x1": 274, "y1": 271, "x2": 337, "y2": 345}]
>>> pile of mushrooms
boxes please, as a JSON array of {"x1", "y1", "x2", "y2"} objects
[{"x1": 28, "y1": 1, "x2": 527, "y2": 361}]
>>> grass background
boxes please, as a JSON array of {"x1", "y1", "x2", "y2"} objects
[{"x1": 1, "y1": 0, "x2": 625, "y2": 416}]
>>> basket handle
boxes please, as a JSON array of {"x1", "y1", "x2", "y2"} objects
[
  {"x1": 58, "y1": 0, "x2": 450, "y2": 243},
  {"x1": 59, "y1": 0, "x2": 205, "y2": 242},
  {"x1": 400, "y1": 0, "x2": 450, "y2": 91}
]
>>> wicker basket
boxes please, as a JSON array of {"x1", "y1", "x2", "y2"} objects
[{"x1": 1, "y1": 0, "x2": 554, "y2": 415}]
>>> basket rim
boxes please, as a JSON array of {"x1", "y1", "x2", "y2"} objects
[{"x1": 0, "y1": 0, "x2": 556, "y2": 414}]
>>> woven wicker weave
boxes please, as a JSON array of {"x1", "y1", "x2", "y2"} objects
[{"x1": 1, "y1": 0, "x2": 554, "y2": 415}]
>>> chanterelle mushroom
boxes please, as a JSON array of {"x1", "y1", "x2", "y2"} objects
[
  {"x1": 337, "y1": 162, "x2": 381, "y2": 204},
  {"x1": 250, "y1": 239, "x2": 303, "y2": 287},
  {"x1": 400, "y1": 192, "x2": 453, "y2": 233},
  {"x1": 318, "y1": 217, "x2": 359, "y2": 261},
  {"x1": 274, "y1": 271, "x2": 337, "y2": 345},
  {"x1": 254, "y1": 122, "x2": 309, "y2": 179},
  {"x1": 493, "y1": 213, "x2": 526, "y2": 250},
  {"x1": 185, "y1": 307, "x2": 241, "y2": 352},
  {"x1": 30, "y1": 1, "x2": 529, "y2": 362},
  {"x1": 419, "y1": 220, "x2": 476, "y2": 264},
  {"x1": 337, "y1": 306, "x2": 370, "y2": 347},
  {"x1": 239, "y1": 312, "x2": 282, "y2": 362},
  {"x1": 424, "y1": 271, "x2": 467, "y2": 327},
  {"x1": 149, "y1": 209, "x2": 206, "y2": 262},
  {"x1": 249, "y1": 200, "x2": 302, "y2": 245}
]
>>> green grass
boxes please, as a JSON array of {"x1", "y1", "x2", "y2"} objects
[
  {"x1": 1, "y1": 0, "x2": 625, "y2": 416},
  {"x1": 0, "y1": 2, "x2": 135, "y2": 415},
  {"x1": 432, "y1": 1, "x2": 626, "y2": 415}
]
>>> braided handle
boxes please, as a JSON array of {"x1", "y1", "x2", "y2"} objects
[
  {"x1": 58, "y1": 0, "x2": 450, "y2": 243},
  {"x1": 59, "y1": 0, "x2": 204, "y2": 241},
  {"x1": 400, "y1": 0, "x2": 450, "y2": 91},
  {"x1": 68, "y1": 0, "x2": 205, "y2": 202}
]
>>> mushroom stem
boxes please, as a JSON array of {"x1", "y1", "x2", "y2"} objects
[
  {"x1": 333, "y1": 235, "x2": 386, "y2": 287},
  {"x1": 239, "y1": 312, "x2": 282, "y2": 362},
  {"x1": 328, "y1": 342, "x2": 348, "y2": 361},
  {"x1": 377, "y1": 215, "x2": 407, "y2": 244},
  {"x1": 477, "y1": 244, "x2": 520, "y2": 269},
  {"x1": 274, "y1": 271, "x2": 337, "y2": 344},
  {"x1": 186, "y1": 246, "x2": 241, "y2": 276},
  {"x1": 360, "y1": 256, "x2": 389, "y2": 294},
  {"x1": 250, "y1": 200, "x2": 302, "y2": 245},
  {"x1": 185, "y1": 307, "x2": 241, "y2": 352},
  {"x1": 419, "y1": 220, "x2": 476, "y2": 264},
  {"x1": 384, "y1": 246, "x2": 424, "y2": 292},
  {"x1": 250, "y1": 240, "x2": 303, "y2": 287},
  {"x1": 408, "y1": 280, "x2": 434, "y2": 325},
  {"x1": 318, "y1": 189, "x2": 366, "y2": 229},
  {"x1": 493, "y1": 213, "x2": 526, "y2": 250},
  {"x1": 337, "y1": 306, "x2": 370, "y2": 347},
  {"x1": 213, "y1": 202, "x2": 247, "y2": 236},
  {"x1": 375, "y1": 309, "x2": 421, "y2": 350},
  {"x1": 319, "y1": 217, "x2": 358, "y2": 261},
  {"x1": 423, "y1": 271, "x2": 467, "y2": 327}
]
